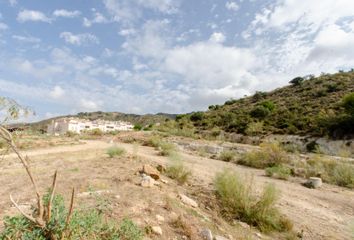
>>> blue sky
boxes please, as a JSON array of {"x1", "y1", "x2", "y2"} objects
[{"x1": 0, "y1": 0, "x2": 353, "y2": 121}]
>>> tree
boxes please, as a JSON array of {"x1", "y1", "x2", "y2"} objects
[
  {"x1": 289, "y1": 77, "x2": 304, "y2": 86},
  {"x1": 342, "y1": 92, "x2": 354, "y2": 116}
]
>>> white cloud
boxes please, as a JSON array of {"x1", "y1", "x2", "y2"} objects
[
  {"x1": 225, "y1": 1, "x2": 239, "y2": 11},
  {"x1": 17, "y1": 10, "x2": 52, "y2": 23},
  {"x1": 60, "y1": 32, "x2": 99, "y2": 46},
  {"x1": 79, "y1": 98, "x2": 101, "y2": 111},
  {"x1": 83, "y1": 12, "x2": 108, "y2": 27},
  {"x1": 209, "y1": 32, "x2": 226, "y2": 43},
  {"x1": 11, "y1": 58, "x2": 64, "y2": 79},
  {"x1": 9, "y1": 0, "x2": 17, "y2": 6},
  {"x1": 12, "y1": 35, "x2": 41, "y2": 43},
  {"x1": 119, "y1": 28, "x2": 136, "y2": 36},
  {"x1": 0, "y1": 22, "x2": 8, "y2": 30},
  {"x1": 103, "y1": 0, "x2": 179, "y2": 24},
  {"x1": 53, "y1": 9, "x2": 81, "y2": 18},
  {"x1": 49, "y1": 86, "x2": 65, "y2": 99}
]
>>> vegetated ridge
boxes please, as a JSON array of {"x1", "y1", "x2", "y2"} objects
[
  {"x1": 175, "y1": 71, "x2": 354, "y2": 139},
  {"x1": 29, "y1": 112, "x2": 176, "y2": 132}
]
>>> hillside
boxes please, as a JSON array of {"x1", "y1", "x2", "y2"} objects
[
  {"x1": 29, "y1": 112, "x2": 176, "y2": 132},
  {"x1": 174, "y1": 71, "x2": 354, "y2": 139}
]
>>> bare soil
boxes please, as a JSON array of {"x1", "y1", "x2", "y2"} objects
[{"x1": 0, "y1": 137, "x2": 353, "y2": 240}]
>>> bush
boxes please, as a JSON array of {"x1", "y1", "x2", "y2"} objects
[
  {"x1": 289, "y1": 77, "x2": 304, "y2": 86},
  {"x1": 134, "y1": 124, "x2": 142, "y2": 131},
  {"x1": 214, "y1": 170, "x2": 292, "y2": 233},
  {"x1": 65, "y1": 131, "x2": 78, "y2": 137},
  {"x1": 159, "y1": 141, "x2": 176, "y2": 156},
  {"x1": 218, "y1": 150, "x2": 236, "y2": 162},
  {"x1": 331, "y1": 163, "x2": 354, "y2": 188},
  {"x1": 342, "y1": 92, "x2": 354, "y2": 116},
  {"x1": 245, "y1": 121, "x2": 264, "y2": 136},
  {"x1": 238, "y1": 143, "x2": 289, "y2": 169},
  {"x1": 0, "y1": 194, "x2": 143, "y2": 240},
  {"x1": 166, "y1": 154, "x2": 191, "y2": 185},
  {"x1": 260, "y1": 100, "x2": 275, "y2": 112},
  {"x1": 86, "y1": 128, "x2": 104, "y2": 136},
  {"x1": 250, "y1": 106, "x2": 270, "y2": 119},
  {"x1": 265, "y1": 165, "x2": 291, "y2": 180},
  {"x1": 107, "y1": 146, "x2": 126, "y2": 158}
]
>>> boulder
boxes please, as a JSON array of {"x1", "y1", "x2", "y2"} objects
[
  {"x1": 141, "y1": 175, "x2": 156, "y2": 187},
  {"x1": 142, "y1": 164, "x2": 160, "y2": 180},
  {"x1": 214, "y1": 236, "x2": 229, "y2": 240},
  {"x1": 304, "y1": 177, "x2": 322, "y2": 189},
  {"x1": 200, "y1": 228, "x2": 213, "y2": 240},
  {"x1": 152, "y1": 226, "x2": 162, "y2": 235},
  {"x1": 179, "y1": 194, "x2": 198, "y2": 208}
]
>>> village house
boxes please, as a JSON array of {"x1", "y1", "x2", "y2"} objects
[{"x1": 47, "y1": 118, "x2": 134, "y2": 135}]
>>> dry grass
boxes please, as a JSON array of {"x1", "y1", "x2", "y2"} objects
[{"x1": 214, "y1": 169, "x2": 293, "y2": 233}]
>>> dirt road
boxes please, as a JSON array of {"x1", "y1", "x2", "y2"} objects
[{"x1": 2, "y1": 140, "x2": 354, "y2": 239}]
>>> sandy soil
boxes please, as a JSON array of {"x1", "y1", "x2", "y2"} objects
[{"x1": 1, "y1": 139, "x2": 353, "y2": 239}]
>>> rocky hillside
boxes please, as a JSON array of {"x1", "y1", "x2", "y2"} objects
[{"x1": 174, "y1": 71, "x2": 354, "y2": 139}]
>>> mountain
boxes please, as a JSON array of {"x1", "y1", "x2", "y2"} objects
[
  {"x1": 29, "y1": 112, "x2": 177, "y2": 132},
  {"x1": 173, "y1": 71, "x2": 354, "y2": 139}
]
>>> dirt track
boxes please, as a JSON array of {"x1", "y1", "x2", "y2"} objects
[{"x1": 2, "y1": 140, "x2": 354, "y2": 239}]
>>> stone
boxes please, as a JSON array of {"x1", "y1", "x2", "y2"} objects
[
  {"x1": 214, "y1": 236, "x2": 229, "y2": 240},
  {"x1": 142, "y1": 164, "x2": 160, "y2": 180},
  {"x1": 200, "y1": 228, "x2": 213, "y2": 240},
  {"x1": 141, "y1": 175, "x2": 156, "y2": 187},
  {"x1": 156, "y1": 164, "x2": 166, "y2": 173},
  {"x1": 152, "y1": 226, "x2": 162, "y2": 235},
  {"x1": 160, "y1": 178, "x2": 168, "y2": 184},
  {"x1": 304, "y1": 177, "x2": 322, "y2": 188},
  {"x1": 254, "y1": 232, "x2": 262, "y2": 239},
  {"x1": 156, "y1": 214, "x2": 165, "y2": 223},
  {"x1": 238, "y1": 221, "x2": 250, "y2": 229},
  {"x1": 179, "y1": 194, "x2": 198, "y2": 208}
]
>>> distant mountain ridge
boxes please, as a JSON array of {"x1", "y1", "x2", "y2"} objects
[{"x1": 29, "y1": 112, "x2": 177, "y2": 132}]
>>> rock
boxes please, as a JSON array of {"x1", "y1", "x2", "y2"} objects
[
  {"x1": 238, "y1": 221, "x2": 250, "y2": 229},
  {"x1": 254, "y1": 232, "x2": 262, "y2": 239},
  {"x1": 214, "y1": 236, "x2": 229, "y2": 240},
  {"x1": 156, "y1": 214, "x2": 165, "y2": 223},
  {"x1": 141, "y1": 175, "x2": 156, "y2": 187},
  {"x1": 200, "y1": 228, "x2": 213, "y2": 240},
  {"x1": 156, "y1": 164, "x2": 166, "y2": 173},
  {"x1": 142, "y1": 164, "x2": 160, "y2": 180},
  {"x1": 304, "y1": 177, "x2": 322, "y2": 188},
  {"x1": 152, "y1": 226, "x2": 162, "y2": 235},
  {"x1": 160, "y1": 178, "x2": 169, "y2": 184},
  {"x1": 179, "y1": 194, "x2": 198, "y2": 208}
]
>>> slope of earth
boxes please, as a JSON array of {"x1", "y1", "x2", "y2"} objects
[
  {"x1": 174, "y1": 71, "x2": 354, "y2": 138},
  {"x1": 1, "y1": 136, "x2": 353, "y2": 239}
]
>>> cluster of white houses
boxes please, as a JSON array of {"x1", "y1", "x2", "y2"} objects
[{"x1": 47, "y1": 118, "x2": 134, "y2": 135}]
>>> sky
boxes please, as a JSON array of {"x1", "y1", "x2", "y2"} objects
[{"x1": 0, "y1": 0, "x2": 353, "y2": 121}]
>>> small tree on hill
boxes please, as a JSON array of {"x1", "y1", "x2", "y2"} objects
[
  {"x1": 289, "y1": 77, "x2": 304, "y2": 86},
  {"x1": 342, "y1": 92, "x2": 354, "y2": 117}
]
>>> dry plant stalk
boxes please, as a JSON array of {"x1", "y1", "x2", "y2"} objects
[{"x1": 0, "y1": 126, "x2": 75, "y2": 239}]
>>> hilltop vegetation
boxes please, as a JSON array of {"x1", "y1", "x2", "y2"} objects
[{"x1": 172, "y1": 71, "x2": 354, "y2": 139}]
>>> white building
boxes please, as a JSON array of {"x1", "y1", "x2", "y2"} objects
[{"x1": 47, "y1": 118, "x2": 134, "y2": 135}]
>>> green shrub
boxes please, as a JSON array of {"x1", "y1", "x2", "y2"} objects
[
  {"x1": 0, "y1": 193, "x2": 143, "y2": 240},
  {"x1": 265, "y1": 165, "x2": 291, "y2": 180},
  {"x1": 65, "y1": 131, "x2": 78, "y2": 137},
  {"x1": 331, "y1": 163, "x2": 354, "y2": 188},
  {"x1": 342, "y1": 92, "x2": 354, "y2": 116},
  {"x1": 107, "y1": 146, "x2": 126, "y2": 158},
  {"x1": 238, "y1": 143, "x2": 289, "y2": 169},
  {"x1": 250, "y1": 106, "x2": 270, "y2": 119},
  {"x1": 166, "y1": 154, "x2": 191, "y2": 185},
  {"x1": 305, "y1": 156, "x2": 354, "y2": 188},
  {"x1": 134, "y1": 124, "x2": 142, "y2": 131},
  {"x1": 214, "y1": 170, "x2": 292, "y2": 233},
  {"x1": 245, "y1": 121, "x2": 264, "y2": 136},
  {"x1": 218, "y1": 150, "x2": 236, "y2": 162}
]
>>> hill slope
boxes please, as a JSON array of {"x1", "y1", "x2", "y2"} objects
[
  {"x1": 175, "y1": 71, "x2": 354, "y2": 138},
  {"x1": 30, "y1": 112, "x2": 176, "y2": 132}
]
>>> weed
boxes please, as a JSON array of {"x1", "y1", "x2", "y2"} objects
[
  {"x1": 214, "y1": 169, "x2": 292, "y2": 233},
  {"x1": 166, "y1": 154, "x2": 191, "y2": 185},
  {"x1": 107, "y1": 146, "x2": 126, "y2": 158},
  {"x1": 0, "y1": 193, "x2": 143, "y2": 240},
  {"x1": 265, "y1": 165, "x2": 291, "y2": 180},
  {"x1": 218, "y1": 150, "x2": 236, "y2": 162},
  {"x1": 238, "y1": 142, "x2": 289, "y2": 169}
]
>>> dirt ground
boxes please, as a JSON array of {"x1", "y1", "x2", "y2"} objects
[{"x1": 0, "y1": 137, "x2": 354, "y2": 240}]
